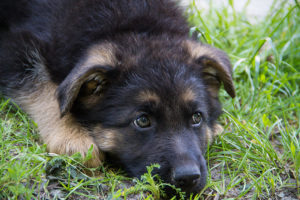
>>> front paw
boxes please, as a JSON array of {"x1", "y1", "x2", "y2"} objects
[{"x1": 46, "y1": 136, "x2": 104, "y2": 168}]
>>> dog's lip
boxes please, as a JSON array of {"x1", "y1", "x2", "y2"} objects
[{"x1": 173, "y1": 179, "x2": 203, "y2": 192}]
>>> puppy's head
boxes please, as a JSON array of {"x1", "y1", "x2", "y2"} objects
[{"x1": 56, "y1": 37, "x2": 235, "y2": 195}]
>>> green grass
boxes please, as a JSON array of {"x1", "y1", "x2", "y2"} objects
[{"x1": 1, "y1": 0, "x2": 299, "y2": 199}]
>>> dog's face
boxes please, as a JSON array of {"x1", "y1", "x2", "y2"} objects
[{"x1": 56, "y1": 36, "x2": 235, "y2": 194}]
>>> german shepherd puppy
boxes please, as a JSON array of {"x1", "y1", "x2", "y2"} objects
[{"x1": 0, "y1": 0, "x2": 235, "y2": 195}]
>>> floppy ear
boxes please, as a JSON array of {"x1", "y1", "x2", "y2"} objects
[
  {"x1": 185, "y1": 40, "x2": 235, "y2": 98},
  {"x1": 56, "y1": 65, "x2": 114, "y2": 116}
]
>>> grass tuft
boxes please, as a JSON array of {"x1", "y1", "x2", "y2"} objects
[{"x1": 188, "y1": 0, "x2": 299, "y2": 199}]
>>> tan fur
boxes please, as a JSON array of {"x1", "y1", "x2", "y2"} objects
[
  {"x1": 202, "y1": 75, "x2": 220, "y2": 98},
  {"x1": 93, "y1": 127, "x2": 119, "y2": 151},
  {"x1": 182, "y1": 88, "x2": 196, "y2": 102},
  {"x1": 15, "y1": 83, "x2": 103, "y2": 167},
  {"x1": 206, "y1": 123, "x2": 224, "y2": 144},
  {"x1": 184, "y1": 40, "x2": 221, "y2": 98},
  {"x1": 78, "y1": 95, "x2": 103, "y2": 109},
  {"x1": 56, "y1": 42, "x2": 117, "y2": 116},
  {"x1": 11, "y1": 43, "x2": 118, "y2": 167},
  {"x1": 78, "y1": 78, "x2": 106, "y2": 109},
  {"x1": 80, "y1": 42, "x2": 116, "y2": 67},
  {"x1": 205, "y1": 86, "x2": 219, "y2": 98},
  {"x1": 183, "y1": 40, "x2": 224, "y2": 65},
  {"x1": 183, "y1": 40, "x2": 236, "y2": 98},
  {"x1": 137, "y1": 90, "x2": 160, "y2": 103},
  {"x1": 85, "y1": 80, "x2": 99, "y2": 94}
]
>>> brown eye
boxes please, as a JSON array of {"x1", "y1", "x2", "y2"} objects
[
  {"x1": 134, "y1": 114, "x2": 151, "y2": 128},
  {"x1": 192, "y1": 112, "x2": 203, "y2": 126}
]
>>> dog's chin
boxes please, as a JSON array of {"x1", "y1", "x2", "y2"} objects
[
  {"x1": 163, "y1": 183, "x2": 206, "y2": 199},
  {"x1": 183, "y1": 179, "x2": 207, "y2": 196},
  {"x1": 164, "y1": 169, "x2": 207, "y2": 198},
  {"x1": 123, "y1": 164, "x2": 207, "y2": 197}
]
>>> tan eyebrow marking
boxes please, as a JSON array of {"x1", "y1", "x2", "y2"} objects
[
  {"x1": 137, "y1": 90, "x2": 160, "y2": 103},
  {"x1": 182, "y1": 88, "x2": 196, "y2": 102}
]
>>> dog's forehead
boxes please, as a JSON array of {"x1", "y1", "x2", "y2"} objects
[
  {"x1": 129, "y1": 73, "x2": 203, "y2": 114},
  {"x1": 118, "y1": 57, "x2": 205, "y2": 106},
  {"x1": 81, "y1": 40, "x2": 207, "y2": 107},
  {"x1": 135, "y1": 87, "x2": 197, "y2": 104}
]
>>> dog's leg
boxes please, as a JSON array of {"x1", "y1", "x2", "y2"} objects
[
  {"x1": 15, "y1": 82, "x2": 104, "y2": 167},
  {"x1": 0, "y1": 31, "x2": 104, "y2": 167}
]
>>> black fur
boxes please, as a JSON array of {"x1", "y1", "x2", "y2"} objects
[
  {"x1": 1, "y1": 0, "x2": 188, "y2": 84},
  {"x1": 0, "y1": 0, "x2": 235, "y2": 196}
]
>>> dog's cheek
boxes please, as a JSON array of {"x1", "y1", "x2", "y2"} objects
[
  {"x1": 92, "y1": 127, "x2": 151, "y2": 176},
  {"x1": 92, "y1": 127, "x2": 120, "y2": 152},
  {"x1": 205, "y1": 123, "x2": 224, "y2": 145}
]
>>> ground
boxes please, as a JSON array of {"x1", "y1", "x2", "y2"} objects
[{"x1": 0, "y1": 0, "x2": 299, "y2": 199}]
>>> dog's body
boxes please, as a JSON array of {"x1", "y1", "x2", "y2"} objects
[{"x1": 0, "y1": 0, "x2": 235, "y2": 194}]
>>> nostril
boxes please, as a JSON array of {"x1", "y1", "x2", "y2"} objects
[{"x1": 173, "y1": 166, "x2": 201, "y2": 187}]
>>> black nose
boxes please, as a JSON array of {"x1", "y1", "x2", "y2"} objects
[{"x1": 173, "y1": 165, "x2": 201, "y2": 187}]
